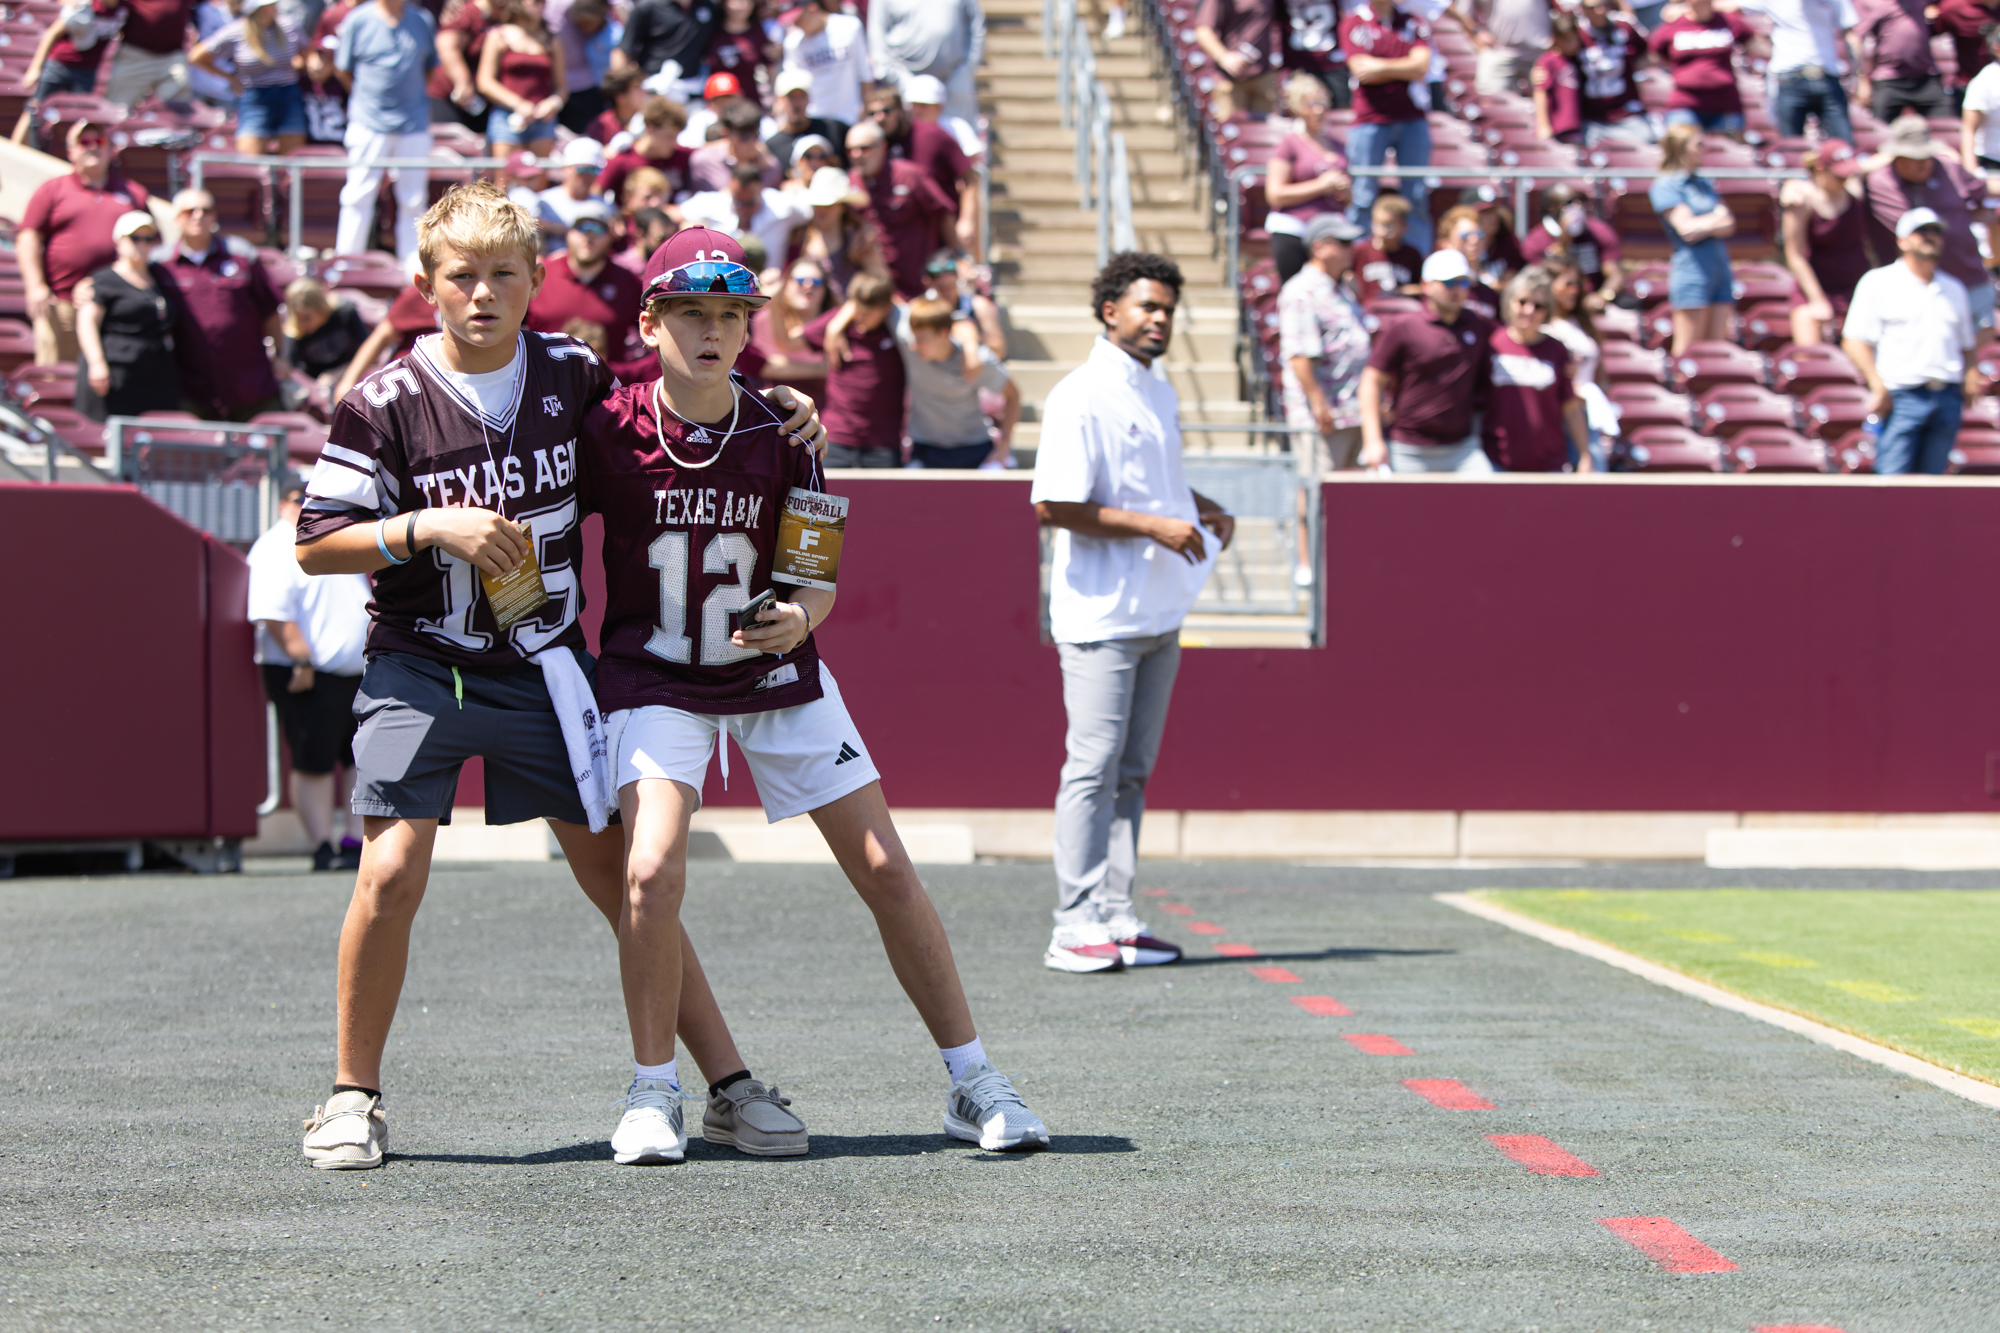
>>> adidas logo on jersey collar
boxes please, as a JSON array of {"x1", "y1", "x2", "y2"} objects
[{"x1": 687, "y1": 426, "x2": 713, "y2": 444}]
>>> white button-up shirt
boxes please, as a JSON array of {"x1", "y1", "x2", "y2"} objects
[
  {"x1": 1031, "y1": 336, "x2": 1216, "y2": 644},
  {"x1": 1738, "y1": 0, "x2": 1855, "y2": 75},
  {"x1": 1845, "y1": 259, "x2": 1975, "y2": 389}
]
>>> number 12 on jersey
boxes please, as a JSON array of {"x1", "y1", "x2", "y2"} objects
[{"x1": 646, "y1": 530, "x2": 764, "y2": 667}]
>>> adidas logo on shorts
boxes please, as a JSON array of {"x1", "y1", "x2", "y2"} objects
[{"x1": 834, "y1": 742, "x2": 860, "y2": 766}]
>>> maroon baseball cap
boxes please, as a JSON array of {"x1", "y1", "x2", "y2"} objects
[
  {"x1": 1815, "y1": 139, "x2": 1862, "y2": 177},
  {"x1": 641, "y1": 227, "x2": 770, "y2": 306}
]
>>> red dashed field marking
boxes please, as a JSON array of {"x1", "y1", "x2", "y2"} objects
[
  {"x1": 1215, "y1": 943, "x2": 1258, "y2": 957},
  {"x1": 1292, "y1": 995, "x2": 1352, "y2": 1016},
  {"x1": 1486, "y1": 1134, "x2": 1598, "y2": 1177},
  {"x1": 1141, "y1": 889, "x2": 1169, "y2": 897},
  {"x1": 1599, "y1": 1218, "x2": 1739, "y2": 1273},
  {"x1": 1249, "y1": 966, "x2": 1302, "y2": 983},
  {"x1": 1160, "y1": 904, "x2": 1196, "y2": 917},
  {"x1": 1403, "y1": 1079, "x2": 1495, "y2": 1110},
  {"x1": 1344, "y1": 1034, "x2": 1414, "y2": 1055},
  {"x1": 1187, "y1": 922, "x2": 1227, "y2": 935}
]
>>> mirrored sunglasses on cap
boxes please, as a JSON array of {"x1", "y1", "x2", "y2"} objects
[{"x1": 644, "y1": 259, "x2": 766, "y2": 301}]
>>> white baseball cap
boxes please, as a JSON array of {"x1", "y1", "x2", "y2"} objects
[
  {"x1": 789, "y1": 133, "x2": 834, "y2": 166},
  {"x1": 1896, "y1": 205, "x2": 1944, "y2": 238},
  {"x1": 805, "y1": 165, "x2": 867, "y2": 208},
  {"x1": 775, "y1": 69, "x2": 814, "y2": 97},
  {"x1": 903, "y1": 74, "x2": 946, "y2": 105},
  {"x1": 561, "y1": 137, "x2": 605, "y2": 171},
  {"x1": 1421, "y1": 248, "x2": 1472, "y2": 282},
  {"x1": 112, "y1": 210, "x2": 158, "y2": 240}
]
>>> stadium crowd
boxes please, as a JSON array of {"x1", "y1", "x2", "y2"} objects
[{"x1": 4, "y1": 0, "x2": 1017, "y2": 469}]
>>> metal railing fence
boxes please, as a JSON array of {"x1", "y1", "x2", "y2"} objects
[
  {"x1": 1051, "y1": 0, "x2": 1137, "y2": 267},
  {"x1": 191, "y1": 151, "x2": 510, "y2": 256},
  {"x1": 103, "y1": 416, "x2": 293, "y2": 547}
]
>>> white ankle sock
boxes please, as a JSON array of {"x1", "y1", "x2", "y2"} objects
[
  {"x1": 633, "y1": 1057, "x2": 679, "y2": 1090},
  {"x1": 940, "y1": 1037, "x2": 987, "y2": 1084}
]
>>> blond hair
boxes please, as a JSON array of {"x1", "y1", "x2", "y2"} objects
[
  {"x1": 907, "y1": 297, "x2": 954, "y2": 333},
  {"x1": 621, "y1": 166, "x2": 672, "y2": 208},
  {"x1": 1284, "y1": 73, "x2": 1331, "y2": 116},
  {"x1": 1371, "y1": 193, "x2": 1412, "y2": 224},
  {"x1": 1660, "y1": 123, "x2": 1703, "y2": 174},
  {"x1": 281, "y1": 276, "x2": 333, "y2": 339},
  {"x1": 416, "y1": 181, "x2": 542, "y2": 276}
]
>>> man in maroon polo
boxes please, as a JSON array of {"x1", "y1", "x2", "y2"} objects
[
  {"x1": 846, "y1": 120, "x2": 954, "y2": 300},
  {"x1": 866, "y1": 85, "x2": 976, "y2": 252},
  {"x1": 18, "y1": 119, "x2": 151, "y2": 365},
  {"x1": 157, "y1": 188, "x2": 288, "y2": 421},
  {"x1": 1358, "y1": 248, "x2": 1495, "y2": 472},
  {"x1": 526, "y1": 204, "x2": 646, "y2": 376}
]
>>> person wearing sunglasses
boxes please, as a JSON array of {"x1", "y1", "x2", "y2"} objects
[
  {"x1": 1482, "y1": 266, "x2": 1591, "y2": 473},
  {"x1": 73, "y1": 209, "x2": 182, "y2": 421},
  {"x1": 526, "y1": 203, "x2": 646, "y2": 375},
  {"x1": 19, "y1": 118, "x2": 152, "y2": 368},
  {"x1": 579, "y1": 226, "x2": 1051, "y2": 1156},
  {"x1": 1435, "y1": 203, "x2": 1502, "y2": 321},
  {"x1": 1359, "y1": 248, "x2": 1496, "y2": 472}
]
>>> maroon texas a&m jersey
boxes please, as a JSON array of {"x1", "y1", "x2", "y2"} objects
[
  {"x1": 584, "y1": 380, "x2": 826, "y2": 716},
  {"x1": 296, "y1": 331, "x2": 616, "y2": 669}
]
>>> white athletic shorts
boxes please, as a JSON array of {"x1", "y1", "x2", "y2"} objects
[{"x1": 606, "y1": 667, "x2": 881, "y2": 822}]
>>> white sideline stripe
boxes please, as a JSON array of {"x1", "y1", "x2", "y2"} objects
[{"x1": 1434, "y1": 891, "x2": 2000, "y2": 1112}]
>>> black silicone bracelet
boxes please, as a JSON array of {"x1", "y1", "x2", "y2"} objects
[{"x1": 405, "y1": 510, "x2": 420, "y2": 557}]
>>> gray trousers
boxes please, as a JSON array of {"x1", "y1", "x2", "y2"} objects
[{"x1": 1052, "y1": 631, "x2": 1181, "y2": 927}]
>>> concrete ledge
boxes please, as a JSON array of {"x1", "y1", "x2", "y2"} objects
[
  {"x1": 1709, "y1": 827, "x2": 2000, "y2": 870},
  {"x1": 1180, "y1": 810, "x2": 1457, "y2": 859},
  {"x1": 1461, "y1": 811, "x2": 1736, "y2": 860},
  {"x1": 689, "y1": 810, "x2": 975, "y2": 863}
]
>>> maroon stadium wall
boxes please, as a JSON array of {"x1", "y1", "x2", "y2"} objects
[
  {"x1": 1, "y1": 483, "x2": 263, "y2": 842},
  {"x1": 448, "y1": 473, "x2": 2000, "y2": 816}
]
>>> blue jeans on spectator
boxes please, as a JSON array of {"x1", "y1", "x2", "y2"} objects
[
  {"x1": 1665, "y1": 108, "x2": 1745, "y2": 133},
  {"x1": 1876, "y1": 383, "x2": 1962, "y2": 475},
  {"x1": 1347, "y1": 117, "x2": 1433, "y2": 254},
  {"x1": 1630, "y1": 0, "x2": 1667, "y2": 28},
  {"x1": 1772, "y1": 70, "x2": 1853, "y2": 141}
]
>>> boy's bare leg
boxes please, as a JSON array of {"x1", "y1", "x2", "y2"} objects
[
  {"x1": 335, "y1": 815, "x2": 439, "y2": 1090},
  {"x1": 808, "y1": 782, "x2": 976, "y2": 1050},
  {"x1": 615, "y1": 780, "x2": 700, "y2": 1066},
  {"x1": 548, "y1": 818, "x2": 747, "y2": 1081}
]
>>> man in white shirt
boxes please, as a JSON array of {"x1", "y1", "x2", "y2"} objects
[
  {"x1": 1737, "y1": 0, "x2": 1858, "y2": 140},
  {"x1": 534, "y1": 137, "x2": 608, "y2": 242},
  {"x1": 247, "y1": 476, "x2": 375, "y2": 870},
  {"x1": 1030, "y1": 253, "x2": 1234, "y2": 975},
  {"x1": 677, "y1": 161, "x2": 815, "y2": 263},
  {"x1": 1842, "y1": 206, "x2": 1985, "y2": 474},
  {"x1": 782, "y1": 0, "x2": 873, "y2": 127}
]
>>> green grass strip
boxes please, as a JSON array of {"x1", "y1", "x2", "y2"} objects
[{"x1": 1478, "y1": 888, "x2": 2000, "y2": 1086}]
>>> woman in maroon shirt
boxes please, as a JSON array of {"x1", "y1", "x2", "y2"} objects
[
  {"x1": 477, "y1": 0, "x2": 566, "y2": 158},
  {"x1": 1483, "y1": 267, "x2": 1589, "y2": 473},
  {"x1": 1780, "y1": 139, "x2": 1870, "y2": 346},
  {"x1": 1263, "y1": 73, "x2": 1352, "y2": 284},
  {"x1": 1531, "y1": 16, "x2": 1586, "y2": 146},
  {"x1": 1647, "y1": 0, "x2": 1751, "y2": 136}
]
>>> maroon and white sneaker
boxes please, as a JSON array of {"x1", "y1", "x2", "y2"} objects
[
  {"x1": 1045, "y1": 923, "x2": 1124, "y2": 973},
  {"x1": 1106, "y1": 917, "x2": 1182, "y2": 967}
]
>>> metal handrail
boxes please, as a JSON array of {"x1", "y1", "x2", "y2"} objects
[
  {"x1": 191, "y1": 151, "x2": 510, "y2": 256},
  {"x1": 1055, "y1": 6, "x2": 1136, "y2": 268}
]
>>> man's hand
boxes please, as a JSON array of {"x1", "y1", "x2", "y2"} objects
[
  {"x1": 26, "y1": 283, "x2": 50, "y2": 323},
  {"x1": 1968, "y1": 363, "x2": 1988, "y2": 398},
  {"x1": 87, "y1": 362, "x2": 110, "y2": 395},
  {"x1": 1866, "y1": 383, "x2": 1892, "y2": 419},
  {"x1": 824, "y1": 323, "x2": 851, "y2": 363},
  {"x1": 1471, "y1": 26, "x2": 1494, "y2": 48},
  {"x1": 1199, "y1": 509, "x2": 1235, "y2": 551},
  {"x1": 1150, "y1": 515, "x2": 1209, "y2": 564},
  {"x1": 1216, "y1": 49, "x2": 1252, "y2": 78},
  {"x1": 733, "y1": 599, "x2": 811, "y2": 655},
  {"x1": 761, "y1": 385, "x2": 829, "y2": 457},
  {"x1": 288, "y1": 663, "x2": 316, "y2": 693},
  {"x1": 1361, "y1": 435, "x2": 1388, "y2": 468},
  {"x1": 1310, "y1": 394, "x2": 1336, "y2": 436},
  {"x1": 419, "y1": 508, "x2": 532, "y2": 578}
]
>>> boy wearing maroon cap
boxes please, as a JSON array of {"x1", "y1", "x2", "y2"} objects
[
  {"x1": 579, "y1": 228, "x2": 1051, "y2": 1159},
  {"x1": 293, "y1": 185, "x2": 826, "y2": 1171}
]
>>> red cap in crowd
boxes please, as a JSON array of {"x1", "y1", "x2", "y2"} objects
[{"x1": 703, "y1": 71, "x2": 742, "y2": 100}]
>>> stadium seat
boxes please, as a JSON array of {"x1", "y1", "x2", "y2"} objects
[
  {"x1": 330, "y1": 288, "x2": 389, "y2": 327},
  {"x1": 247, "y1": 410, "x2": 331, "y2": 465},
  {"x1": 1725, "y1": 427, "x2": 1827, "y2": 472},
  {"x1": 9, "y1": 362, "x2": 74, "y2": 406},
  {"x1": 1798, "y1": 384, "x2": 1875, "y2": 440},
  {"x1": 1613, "y1": 425, "x2": 1725, "y2": 471},
  {"x1": 1737, "y1": 300, "x2": 1795, "y2": 351},
  {"x1": 0, "y1": 318, "x2": 34, "y2": 374},
  {"x1": 1608, "y1": 383, "x2": 1695, "y2": 431},
  {"x1": 1826, "y1": 426, "x2": 1876, "y2": 474},
  {"x1": 1671, "y1": 341, "x2": 1767, "y2": 395},
  {"x1": 1624, "y1": 263, "x2": 1672, "y2": 308},
  {"x1": 1730, "y1": 266, "x2": 1799, "y2": 306},
  {"x1": 1962, "y1": 396, "x2": 2000, "y2": 431},
  {"x1": 1950, "y1": 429, "x2": 2000, "y2": 473},
  {"x1": 1697, "y1": 384, "x2": 1797, "y2": 439},
  {"x1": 1601, "y1": 342, "x2": 1666, "y2": 385},
  {"x1": 1769, "y1": 343, "x2": 1861, "y2": 395},
  {"x1": 259, "y1": 247, "x2": 300, "y2": 290},
  {"x1": 318, "y1": 254, "x2": 413, "y2": 298},
  {"x1": 30, "y1": 404, "x2": 103, "y2": 455}
]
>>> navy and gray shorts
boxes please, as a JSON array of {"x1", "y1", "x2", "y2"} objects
[{"x1": 350, "y1": 649, "x2": 599, "y2": 827}]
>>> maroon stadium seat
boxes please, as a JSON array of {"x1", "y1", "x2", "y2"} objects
[
  {"x1": 1671, "y1": 341, "x2": 1767, "y2": 394},
  {"x1": 1737, "y1": 300, "x2": 1796, "y2": 351},
  {"x1": 1962, "y1": 396, "x2": 2000, "y2": 431},
  {"x1": 248, "y1": 410, "x2": 330, "y2": 465},
  {"x1": 1624, "y1": 263, "x2": 1672, "y2": 308},
  {"x1": 0, "y1": 318, "x2": 34, "y2": 374},
  {"x1": 1724, "y1": 427, "x2": 1827, "y2": 472},
  {"x1": 1798, "y1": 384, "x2": 1875, "y2": 440},
  {"x1": 1826, "y1": 426, "x2": 1876, "y2": 474},
  {"x1": 1609, "y1": 383, "x2": 1695, "y2": 431},
  {"x1": 1769, "y1": 343, "x2": 1862, "y2": 394},
  {"x1": 30, "y1": 404, "x2": 104, "y2": 454},
  {"x1": 9, "y1": 361, "x2": 74, "y2": 406},
  {"x1": 1698, "y1": 384, "x2": 1797, "y2": 439},
  {"x1": 1615, "y1": 425, "x2": 1725, "y2": 472},
  {"x1": 1730, "y1": 267, "x2": 1799, "y2": 305},
  {"x1": 318, "y1": 253, "x2": 414, "y2": 299},
  {"x1": 1950, "y1": 428, "x2": 2000, "y2": 473},
  {"x1": 1601, "y1": 341, "x2": 1666, "y2": 386}
]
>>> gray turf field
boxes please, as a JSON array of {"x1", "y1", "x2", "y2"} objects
[{"x1": 3, "y1": 859, "x2": 1998, "y2": 1332}]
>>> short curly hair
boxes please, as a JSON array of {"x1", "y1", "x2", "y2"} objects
[{"x1": 1090, "y1": 251, "x2": 1184, "y2": 324}]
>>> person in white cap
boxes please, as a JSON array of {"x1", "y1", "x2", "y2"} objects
[
  {"x1": 1358, "y1": 247, "x2": 1496, "y2": 472},
  {"x1": 1842, "y1": 206, "x2": 1986, "y2": 474},
  {"x1": 534, "y1": 135, "x2": 608, "y2": 238},
  {"x1": 767, "y1": 66, "x2": 853, "y2": 173},
  {"x1": 902, "y1": 72, "x2": 983, "y2": 161},
  {"x1": 869, "y1": 0, "x2": 984, "y2": 125}
]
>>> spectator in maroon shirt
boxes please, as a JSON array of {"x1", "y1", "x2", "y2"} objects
[
  {"x1": 1859, "y1": 114, "x2": 1995, "y2": 326},
  {"x1": 313, "y1": 0, "x2": 355, "y2": 46},
  {"x1": 599, "y1": 96, "x2": 692, "y2": 202},
  {"x1": 1192, "y1": 0, "x2": 1281, "y2": 119},
  {"x1": 1262, "y1": 73, "x2": 1352, "y2": 284},
  {"x1": 800, "y1": 270, "x2": 905, "y2": 466},
  {"x1": 688, "y1": 99, "x2": 783, "y2": 193},
  {"x1": 19, "y1": 119, "x2": 152, "y2": 366},
  {"x1": 1648, "y1": 0, "x2": 1751, "y2": 135},
  {"x1": 1519, "y1": 183, "x2": 1623, "y2": 305},
  {"x1": 1353, "y1": 194, "x2": 1424, "y2": 299},
  {"x1": 1359, "y1": 247, "x2": 1495, "y2": 472},
  {"x1": 866, "y1": 85, "x2": 977, "y2": 253},
  {"x1": 1934, "y1": 0, "x2": 2000, "y2": 112},
  {"x1": 705, "y1": 0, "x2": 775, "y2": 102},
  {"x1": 1482, "y1": 267, "x2": 1588, "y2": 472},
  {"x1": 527, "y1": 207, "x2": 647, "y2": 373},
  {"x1": 846, "y1": 120, "x2": 955, "y2": 299},
  {"x1": 1530, "y1": 15, "x2": 1585, "y2": 145},
  {"x1": 156, "y1": 188, "x2": 289, "y2": 420},
  {"x1": 1339, "y1": 0, "x2": 1435, "y2": 252},
  {"x1": 586, "y1": 66, "x2": 645, "y2": 142},
  {"x1": 1854, "y1": 0, "x2": 1953, "y2": 122},
  {"x1": 106, "y1": 0, "x2": 198, "y2": 108}
]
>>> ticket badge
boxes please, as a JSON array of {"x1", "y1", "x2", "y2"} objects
[
  {"x1": 773, "y1": 487, "x2": 847, "y2": 591},
  {"x1": 479, "y1": 520, "x2": 550, "y2": 630}
]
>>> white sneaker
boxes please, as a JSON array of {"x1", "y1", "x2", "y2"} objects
[
  {"x1": 1045, "y1": 921, "x2": 1124, "y2": 973},
  {"x1": 1293, "y1": 563, "x2": 1315, "y2": 587},
  {"x1": 1104, "y1": 915, "x2": 1183, "y2": 967},
  {"x1": 302, "y1": 1090, "x2": 387, "y2": 1170},
  {"x1": 1104, "y1": 6, "x2": 1127, "y2": 38},
  {"x1": 945, "y1": 1060, "x2": 1049, "y2": 1151},
  {"x1": 611, "y1": 1078, "x2": 686, "y2": 1164}
]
